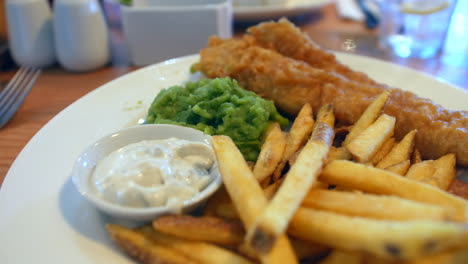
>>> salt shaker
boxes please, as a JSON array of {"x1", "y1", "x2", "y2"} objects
[
  {"x1": 53, "y1": 0, "x2": 110, "y2": 72},
  {"x1": 6, "y1": 0, "x2": 56, "y2": 68}
]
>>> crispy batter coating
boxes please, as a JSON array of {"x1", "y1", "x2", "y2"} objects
[
  {"x1": 197, "y1": 20, "x2": 468, "y2": 166},
  {"x1": 247, "y1": 18, "x2": 380, "y2": 87},
  {"x1": 448, "y1": 178, "x2": 468, "y2": 199}
]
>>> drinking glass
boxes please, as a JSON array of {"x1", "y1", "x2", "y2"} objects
[{"x1": 377, "y1": 0, "x2": 457, "y2": 59}]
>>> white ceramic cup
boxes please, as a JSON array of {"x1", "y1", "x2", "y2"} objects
[
  {"x1": 6, "y1": 0, "x2": 56, "y2": 68},
  {"x1": 121, "y1": 0, "x2": 232, "y2": 66},
  {"x1": 53, "y1": 0, "x2": 110, "y2": 72},
  {"x1": 71, "y1": 124, "x2": 222, "y2": 221}
]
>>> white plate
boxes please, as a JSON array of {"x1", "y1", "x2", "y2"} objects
[
  {"x1": 234, "y1": 0, "x2": 330, "y2": 21},
  {"x1": 0, "y1": 53, "x2": 467, "y2": 263}
]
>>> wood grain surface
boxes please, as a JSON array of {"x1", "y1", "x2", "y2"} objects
[{"x1": 0, "y1": 3, "x2": 467, "y2": 186}]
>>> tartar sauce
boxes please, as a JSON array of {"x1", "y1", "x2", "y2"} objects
[{"x1": 91, "y1": 138, "x2": 216, "y2": 208}]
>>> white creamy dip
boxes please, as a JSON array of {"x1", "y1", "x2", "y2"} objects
[{"x1": 91, "y1": 138, "x2": 215, "y2": 208}]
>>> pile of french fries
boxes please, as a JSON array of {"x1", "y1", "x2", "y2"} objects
[{"x1": 106, "y1": 91, "x2": 468, "y2": 264}]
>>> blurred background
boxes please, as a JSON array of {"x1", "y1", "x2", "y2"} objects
[
  {"x1": 0, "y1": 0, "x2": 10, "y2": 70},
  {"x1": 1, "y1": 0, "x2": 466, "y2": 77}
]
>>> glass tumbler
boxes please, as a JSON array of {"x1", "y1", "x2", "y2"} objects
[{"x1": 377, "y1": 0, "x2": 457, "y2": 59}]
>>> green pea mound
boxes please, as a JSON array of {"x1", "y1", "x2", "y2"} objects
[{"x1": 145, "y1": 77, "x2": 289, "y2": 161}]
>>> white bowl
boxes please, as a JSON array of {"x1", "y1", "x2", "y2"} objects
[{"x1": 71, "y1": 124, "x2": 222, "y2": 221}]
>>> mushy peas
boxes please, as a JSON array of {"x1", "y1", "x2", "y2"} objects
[{"x1": 145, "y1": 77, "x2": 288, "y2": 161}]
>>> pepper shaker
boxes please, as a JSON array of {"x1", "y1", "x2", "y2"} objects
[
  {"x1": 6, "y1": 0, "x2": 56, "y2": 68},
  {"x1": 53, "y1": 0, "x2": 110, "y2": 72}
]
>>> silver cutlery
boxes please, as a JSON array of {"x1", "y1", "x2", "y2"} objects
[{"x1": 0, "y1": 67, "x2": 41, "y2": 128}]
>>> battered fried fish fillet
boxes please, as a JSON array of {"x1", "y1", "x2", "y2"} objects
[
  {"x1": 247, "y1": 18, "x2": 381, "y2": 87},
  {"x1": 196, "y1": 22, "x2": 468, "y2": 166}
]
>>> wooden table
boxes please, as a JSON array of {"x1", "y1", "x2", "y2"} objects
[{"x1": 1, "y1": 3, "x2": 467, "y2": 186}]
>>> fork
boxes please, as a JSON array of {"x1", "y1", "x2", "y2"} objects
[{"x1": 0, "y1": 67, "x2": 41, "y2": 128}]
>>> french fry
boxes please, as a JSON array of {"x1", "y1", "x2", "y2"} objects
[
  {"x1": 320, "y1": 160, "x2": 468, "y2": 221},
  {"x1": 326, "y1": 146, "x2": 352, "y2": 164},
  {"x1": 302, "y1": 189, "x2": 451, "y2": 221},
  {"x1": 402, "y1": 249, "x2": 468, "y2": 264},
  {"x1": 384, "y1": 160, "x2": 411, "y2": 176},
  {"x1": 240, "y1": 240, "x2": 321, "y2": 262},
  {"x1": 208, "y1": 184, "x2": 282, "y2": 220},
  {"x1": 343, "y1": 91, "x2": 391, "y2": 146},
  {"x1": 239, "y1": 238, "x2": 329, "y2": 261},
  {"x1": 288, "y1": 104, "x2": 335, "y2": 171},
  {"x1": 316, "y1": 104, "x2": 335, "y2": 127},
  {"x1": 320, "y1": 250, "x2": 363, "y2": 264},
  {"x1": 288, "y1": 147, "x2": 302, "y2": 167},
  {"x1": 253, "y1": 123, "x2": 287, "y2": 183},
  {"x1": 377, "y1": 130, "x2": 417, "y2": 169},
  {"x1": 289, "y1": 207, "x2": 468, "y2": 260},
  {"x1": 361, "y1": 254, "x2": 396, "y2": 264},
  {"x1": 432, "y1": 154, "x2": 457, "y2": 191},
  {"x1": 412, "y1": 148, "x2": 423, "y2": 164},
  {"x1": 290, "y1": 238, "x2": 329, "y2": 260},
  {"x1": 312, "y1": 180, "x2": 329, "y2": 189},
  {"x1": 106, "y1": 224, "x2": 196, "y2": 264},
  {"x1": 346, "y1": 114, "x2": 396, "y2": 163},
  {"x1": 151, "y1": 215, "x2": 327, "y2": 262},
  {"x1": 238, "y1": 242, "x2": 260, "y2": 260},
  {"x1": 406, "y1": 160, "x2": 436, "y2": 183},
  {"x1": 263, "y1": 180, "x2": 282, "y2": 200},
  {"x1": 152, "y1": 215, "x2": 244, "y2": 247},
  {"x1": 364, "y1": 249, "x2": 468, "y2": 264},
  {"x1": 247, "y1": 122, "x2": 334, "y2": 254},
  {"x1": 216, "y1": 202, "x2": 240, "y2": 219},
  {"x1": 260, "y1": 176, "x2": 271, "y2": 188},
  {"x1": 212, "y1": 135, "x2": 299, "y2": 264},
  {"x1": 273, "y1": 103, "x2": 314, "y2": 181},
  {"x1": 140, "y1": 226, "x2": 254, "y2": 264},
  {"x1": 204, "y1": 186, "x2": 232, "y2": 217},
  {"x1": 371, "y1": 137, "x2": 396, "y2": 165},
  {"x1": 247, "y1": 161, "x2": 255, "y2": 171},
  {"x1": 406, "y1": 154, "x2": 456, "y2": 191}
]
